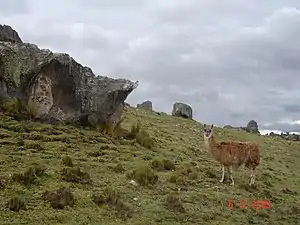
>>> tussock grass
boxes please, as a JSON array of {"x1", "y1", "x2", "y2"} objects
[
  {"x1": 62, "y1": 156, "x2": 73, "y2": 167},
  {"x1": 165, "y1": 192, "x2": 186, "y2": 213},
  {"x1": 61, "y1": 167, "x2": 91, "y2": 184},
  {"x1": 151, "y1": 158, "x2": 175, "y2": 171},
  {"x1": 7, "y1": 196, "x2": 26, "y2": 212},
  {"x1": 126, "y1": 164, "x2": 158, "y2": 186},
  {"x1": 11, "y1": 165, "x2": 46, "y2": 186},
  {"x1": 92, "y1": 187, "x2": 132, "y2": 219},
  {"x1": 43, "y1": 187, "x2": 75, "y2": 209}
]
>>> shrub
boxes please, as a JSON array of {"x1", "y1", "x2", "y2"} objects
[
  {"x1": 92, "y1": 187, "x2": 132, "y2": 218},
  {"x1": 12, "y1": 165, "x2": 46, "y2": 186},
  {"x1": 151, "y1": 159, "x2": 175, "y2": 171},
  {"x1": 136, "y1": 130, "x2": 154, "y2": 149},
  {"x1": 16, "y1": 137, "x2": 25, "y2": 146},
  {"x1": 24, "y1": 141, "x2": 44, "y2": 151},
  {"x1": 125, "y1": 121, "x2": 154, "y2": 149},
  {"x1": 62, "y1": 156, "x2": 73, "y2": 167},
  {"x1": 127, "y1": 164, "x2": 158, "y2": 186},
  {"x1": 7, "y1": 196, "x2": 26, "y2": 212},
  {"x1": 1, "y1": 97, "x2": 22, "y2": 115},
  {"x1": 112, "y1": 163, "x2": 125, "y2": 173},
  {"x1": 43, "y1": 187, "x2": 75, "y2": 209},
  {"x1": 0, "y1": 175, "x2": 9, "y2": 190},
  {"x1": 126, "y1": 121, "x2": 141, "y2": 140},
  {"x1": 165, "y1": 192, "x2": 186, "y2": 213},
  {"x1": 97, "y1": 121, "x2": 113, "y2": 135},
  {"x1": 170, "y1": 166, "x2": 197, "y2": 185},
  {"x1": 112, "y1": 118, "x2": 130, "y2": 138},
  {"x1": 61, "y1": 167, "x2": 91, "y2": 184},
  {"x1": 97, "y1": 117, "x2": 131, "y2": 139}
]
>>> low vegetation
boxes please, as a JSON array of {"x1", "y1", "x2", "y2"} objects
[
  {"x1": 0, "y1": 107, "x2": 299, "y2": 225},
  {"x1": 92, "y1": 187, "x2": 132, "y2": 218},
  {"x1": 43, "y1": 187, "x2": 75, "y2": 209},
  {"x1": 127, "y1": 163, "x2": 158, "y2": 186},
  {"x1": 165, "y1": 192, "x2": 186, "y2": 213},
  {"x1": 11, "y1": 165, "x2": 46, "y2": 186}
]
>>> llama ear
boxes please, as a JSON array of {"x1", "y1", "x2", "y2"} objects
[
  {"x1": 203, "y1": 124, "x2": 206, "y2": 128},
  {"x1": 211, "y1": 124, "x2": 214, "y2": 129}
]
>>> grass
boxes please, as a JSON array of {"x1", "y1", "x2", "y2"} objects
[{"x1": 0, "y1": 107, "x2": 299, "y2": 225}]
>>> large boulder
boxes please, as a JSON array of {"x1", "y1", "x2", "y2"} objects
[
  {"x1": 172, "y1": 102, "x2": 193, "y2": 119},
  {"x1": 137, "y1": 100, "x2": 152, "y2": 111},
  {"x1": 0, "y1": 24, "x2": 138, "y2": 126},
  {"x1": 246, "y1": 120, "x2": 260, "y2": 134}
]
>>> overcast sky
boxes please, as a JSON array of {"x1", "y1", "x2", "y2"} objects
[{"x1": 1, "y1": 0, "x2": 300, "y2": 133}]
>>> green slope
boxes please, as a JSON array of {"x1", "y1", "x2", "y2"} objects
[{"x1": 0, "y1": 108, "x2": 299, "y2": 225}]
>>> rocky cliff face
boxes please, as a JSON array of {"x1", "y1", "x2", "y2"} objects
[
  {"x1": 0, "y1": 24, "x2": 138, "y2": 126},
  {"x1": 0, "y1": 25, "x2": 22, "y2": 43}
]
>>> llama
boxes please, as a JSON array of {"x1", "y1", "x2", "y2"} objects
[{"x1": 203, "y1": 124, "x2": 260, "y2": 186}]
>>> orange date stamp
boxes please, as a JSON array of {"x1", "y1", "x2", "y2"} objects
[{"x1": 227, "y1": 199, "x2": 271, "y2": 210}]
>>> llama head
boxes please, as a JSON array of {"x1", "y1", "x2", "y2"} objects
[{"x1": 203, "y1": 124, "x2": 214, "y2": 138}]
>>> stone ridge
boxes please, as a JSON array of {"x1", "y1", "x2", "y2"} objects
[{"x1": 0, "y1": 24, "x2": 22, "y2": 43}]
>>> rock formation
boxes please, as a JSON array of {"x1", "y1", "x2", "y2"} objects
[
  {"x1": 268, "y1": 132, "x2": 300, "y2": 141},
  {"x1": 0, "y1": 24, "x2": 138, "y2": 126},
  {"x1": 246, "y1": 120, "x2": 259, "y2": 134},
  {"x1": 137, "y1": 100, "x2": 152, "y2": 111},
  {"x1": 172, "y1": 102, "x2": 193, "y2": 119},
  {"x1": 0, "y1": 25, "x2": 22, "y2": 43}
]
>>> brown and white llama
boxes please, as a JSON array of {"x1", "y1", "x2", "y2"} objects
[{"x1": 203, "y1": 124, "x2": 260, "y2": 186}]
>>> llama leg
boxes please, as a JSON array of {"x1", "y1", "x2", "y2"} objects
[
  {"x1": 249, "y1": 169, "x2": 255, "y2": 186},
  {"x1": 229, "y1": 166, "x2": 234, "y2": 186},
  {"x1": 219, "y1": 165, "x2": 225, "y2": 183}
]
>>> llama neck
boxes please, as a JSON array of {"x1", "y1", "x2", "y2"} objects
[
  {"x1": 204, "y1": 134, "x2": 216, "y2": 148},
  {"x1": 204, "y1": 134, "x2": 219, "y2": 158}
]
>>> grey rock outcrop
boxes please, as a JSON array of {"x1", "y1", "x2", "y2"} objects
[
  {"x1": 0, "y1": 24, "x2": 138, "y2": 126},
  {"x1": 246, "y1": 120, "x2": 259, "y2": 134},
  {"x1": 0, "y1": 24, "x2": 22, "y2": 44},
  {"x1": 268, "y1": 132, "x2": 300, "y2": 141},
  {"x1": 137, "y1": 100, "x2": 152, "y2": 111},
  {"x1": 172, "y1": 102, "x2": 193, "y2": 119}
]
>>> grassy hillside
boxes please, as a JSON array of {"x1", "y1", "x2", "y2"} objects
[{"x1": 0, "y1": 107, "x2": 299, "y2": 225}]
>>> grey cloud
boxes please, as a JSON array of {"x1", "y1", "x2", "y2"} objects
[
  {"x1": 0, "y1": 0, "x2": 28, "y2": 15},
  {"x1": 1, "y1": 0, "x2": 300, "y2": 132}
]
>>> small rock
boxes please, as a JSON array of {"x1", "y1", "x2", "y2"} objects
[{"x1": 129, "y1": 180, "x2": 138, "y2": 186}]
